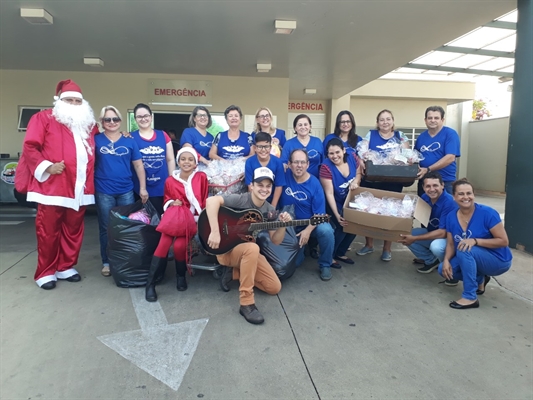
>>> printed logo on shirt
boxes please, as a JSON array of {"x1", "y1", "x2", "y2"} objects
[
  {"x1": 140, "y1": 146, "x2": 165, "y2": 155},
  {"x1": 454, "y1": 230, "x2": 472, "y2": 243},
  {"x1": 199, "y1": 141, "x2": 212, "y2": 147},
  {"x1": 429, "y1": 217, "x2": 440, "y2": 228},
  {"x1": 307, "y1": 149, "x2": 319, "y2": 159},
  {"x1": 144, "y1": 160, "x2": 164, "y2": 169},
  {"x1": 338, "y1": 179, "x2": 354, "y2": 190},
  {"x1": 100, "y1": 144, "x2": 130, "y2": 156},
  {"x1": 285, "y1": 187, "x2": 308, "y2": 201},
  {"x1": 222, "y1": 145, "x2": 245, "y2": 153},
  {"x1": 376, "y1": 141, "x2": 400, "y2": 151},
  {"x1": 420, "y1": 142, "x2": 441, "y2": 152}
]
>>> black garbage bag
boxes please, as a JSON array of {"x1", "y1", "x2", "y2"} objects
[
  {"x1": 108, "y1": 200, "x2": 162, "y2": 288},
  {"x1": 256, "y1": 205, "x2": 300, "y2": 281}
]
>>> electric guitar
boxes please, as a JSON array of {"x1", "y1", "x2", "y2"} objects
[{"x1": 197, "y1": 206, "x2": 330, "y2": 255}]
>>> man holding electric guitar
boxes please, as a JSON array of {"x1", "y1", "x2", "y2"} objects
[{"x1": 202, "y1": 167, "x2": 292, "y2": 325}]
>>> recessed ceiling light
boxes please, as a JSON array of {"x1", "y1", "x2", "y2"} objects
[
  {"x1": 257, "y1": 63, "x2": 272, "y2": 73},
  {"x1": 275, "y1": 20, "x2": 297, "y2": 34},
  {"x1": 20, "y1": 8, "x2": 53, "y2": 25},
  {"x1": 84, "y1": 57, "x2": 104, "y2": 67},
  {"x1": 304, "y1": 88, "x2": 317, "y2": 95}
]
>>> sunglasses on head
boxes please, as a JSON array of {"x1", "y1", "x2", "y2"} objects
[{"x1": 103, "y1": 117, "x2": 121, "y2": 123}]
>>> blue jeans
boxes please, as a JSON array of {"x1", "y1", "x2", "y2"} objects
[
  {"x1": 95, "y1": 191, "x2": 135, "y2": 265},
  {"x1": 330, "y1": 218, "x2": 356, "y2": 259},
  {"x1": 295, "y1": 223, "x2": 335, "y2": 270},
  {"x1": 438, "y1": 246, "x2": 512, "y2": 300},
  {"x1": 407, "y1": 228, "x2": 446, "y2": 265}
]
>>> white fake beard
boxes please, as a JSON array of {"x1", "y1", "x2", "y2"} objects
[{"x1": 52, "y1": 99, "x2": 96, "y2": 155}]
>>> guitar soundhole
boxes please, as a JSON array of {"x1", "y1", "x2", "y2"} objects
[{"x1": 242, "y1": 211, "x2": 262, "y2": 223}]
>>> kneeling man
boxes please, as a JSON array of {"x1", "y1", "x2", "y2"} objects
[{"x1": 399, "y1": 171, "x2": 457, "y2": 278}]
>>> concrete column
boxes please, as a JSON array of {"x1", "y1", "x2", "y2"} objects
[{"x1": 504, "y1": 0, "x2": 533, "y2": 252}]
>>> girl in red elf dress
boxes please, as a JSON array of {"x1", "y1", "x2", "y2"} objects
[{"x1": 145, "y1": 147, "x2": 208, "y2": 302}]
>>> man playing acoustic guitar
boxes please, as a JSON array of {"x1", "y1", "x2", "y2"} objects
[{"x1": 204, "y1": 167, "x2": 292, "y2": 324}]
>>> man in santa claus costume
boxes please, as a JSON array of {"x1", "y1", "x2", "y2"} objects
[{"x1": 23, "y1": 79, "x2": 99, "y2": 290}]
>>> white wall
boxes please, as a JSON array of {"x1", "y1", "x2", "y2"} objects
[
  {"x1": 0, "y1": 69, "x2": 290, "y2": 155},
  {"x1": 466, "y1": 117, "x2": 510, "y2": 193}
]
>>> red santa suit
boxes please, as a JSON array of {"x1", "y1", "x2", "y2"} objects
[
  {"x1": 23, "y1": 80, "x2": 99, "y2": 287},
  {"x1": 153, "y1": 169, "x2": 208, "y2": 260}
]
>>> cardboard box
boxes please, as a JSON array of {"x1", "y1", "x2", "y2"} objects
[
  {"x1": 343, "y1": 187, "x2": 431, "y2": 242},
  {"x1": 364, "y1": 161, "x2": 418, "y2": 184}
]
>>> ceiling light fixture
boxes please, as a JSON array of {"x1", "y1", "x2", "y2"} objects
[
  {"x1": 275, "y1": 20, "x2": 297, "y2": 34},
  {"x1": 20, "y1": 8, "x2": 53, "y2": 25},
  {"x1": 83, "y1": 57, "x2": 104, "y2": 67},
  {"x1": 257, "y1": 63, "x2": 272, "y2": 73},
  {"x1": 304, "y1": 88, "x2": 317, "y2": 95}
]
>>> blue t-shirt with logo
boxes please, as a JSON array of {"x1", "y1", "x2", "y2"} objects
[
  {"x1": 281, "y1": 136, "x2": 323, "y2": 178},
  {"x1": 131, "y1": 129, "x2": 169, "y2": 197},
  {"x1": 446, "y1": 203, "x2": 512, "y2": 262},
  {"x1": 280, "y1": 170, "x2": 326, "y2": 220},
  {"x1": 94, "y1": 134, "x2": 141, "y2": 195},
  {"x1": 421, "y1": 190, "x2": 457, "y2": 232},
  {"x1": 244, "y1": 155, "x2": 286, "y2": 203},
  {"x1": 415, "y1": 126, "x2": 461, "y2": 182},
  {"x1": 180, "y1": 127, "x2": 213, "y2": 160},
  {"x1": 213, "y1": 130, "x2": 253, "y2": 160}
]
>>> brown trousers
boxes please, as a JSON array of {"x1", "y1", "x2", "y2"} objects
[{"x1": 216, "y1": 242, "x2": 281, "y2": 306}]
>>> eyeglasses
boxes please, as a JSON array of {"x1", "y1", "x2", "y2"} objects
[
  {"x1": 340, "y1": 120, "x2": 351, "y2": 125},
  {"x1": 256, "y1": 145, "x2": 272, "y2": 150},
  {"x1": 196, "y1": 114, "x2": 208, "y2": 119},
  {"x1": 135, "y1": 114, "x2": 151, "y2": 120},
  {"x1": 290, "y1": 160, "x2": 308, "y2": 165},
  {"x1": 103, "y1": 117, "x2": 121, "y2": 123},
  {"x1": 257, "y1": 114, "x2": 271, "y2": 119}
]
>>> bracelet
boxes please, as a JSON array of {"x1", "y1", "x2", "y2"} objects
[{"x1": 474, "y1": 238, "x2": 478, "y2": 245}]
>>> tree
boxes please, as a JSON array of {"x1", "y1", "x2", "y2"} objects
[{"x1": 472, "y1": 99, "x2": 491, "y2": 120}]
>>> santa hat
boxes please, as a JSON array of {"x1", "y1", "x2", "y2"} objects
[{"x1": 54, "y1": 79, "x2": 83, "y2": 101}]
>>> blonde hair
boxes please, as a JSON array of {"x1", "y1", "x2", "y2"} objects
[
  {"x1": 99, "y1": 105, "x2": 123, "y2": 121},
  {"x1": 254, "y1": 106, "x2": 276, "y2": 134}
]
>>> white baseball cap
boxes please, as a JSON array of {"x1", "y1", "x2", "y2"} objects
[{"x1": 253, "y1": 167, "x2": 274, "y2": 183}]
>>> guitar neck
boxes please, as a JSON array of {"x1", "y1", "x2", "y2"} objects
[{"x1": 249, "y1": 219, "x2": 310, "y2": 231}]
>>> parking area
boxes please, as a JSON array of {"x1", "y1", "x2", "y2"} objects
[{"x1": 1, "y1": 195, "x2": 531, "y2": 399}]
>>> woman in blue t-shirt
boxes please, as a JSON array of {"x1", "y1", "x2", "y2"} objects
[
  {"x1": 95, "y1": 106, "x2": 148, "y2": 277},
  {"x1": 253, "y1": 106, "x2": 286, "y2": 158},
  {"x1": 320, "y1": 138, "x2": 362, "y2": 276},
  {"x1": 323, "y1": 110, "x2": 361, "y2": 157},
  {"x1": 180, "y1": 106, "x2": 213, "y2": 165},
  {"x1": 209, "y1": 105, "x2": 254, "y2": 160},
  {"x1": 130, "y1": 103, "x2": 176, "y2": 216},
  {"x1": 439, "y1": 179, "x2": 512, "y2": 309},
  {"x1": 281, "y1": 114, "x2": 324, "y2": 178},
  {"x1": 356, "y1": 109, "x2": 410, "y2": 262}
]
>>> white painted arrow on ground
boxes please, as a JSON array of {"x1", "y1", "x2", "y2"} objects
[{"x1": 98, "y1": 288, "x2": 208, "y2": 391}]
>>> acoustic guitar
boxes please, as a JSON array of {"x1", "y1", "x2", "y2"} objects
[{"x1": 197, "y1": 206, "x2": 330, "y2": 255}]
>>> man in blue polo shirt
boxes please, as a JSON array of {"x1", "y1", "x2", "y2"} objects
[
  {"x1": 415, "y1": 106, "x2": 461, "y2": 196},
  {"x1": 279, "y1": 149, "x2": 336, "y2": 281},
  {"x1": 399, "y1": 172, "x2": 458, "y2": 280}
]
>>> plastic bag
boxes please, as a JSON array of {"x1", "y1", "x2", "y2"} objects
[
  {"x1": 108, "y1": 200, "x2": 162, "y2": 288},
  {"x1": 255, "y1": 205, "x2": 299, "y2": 281}
]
